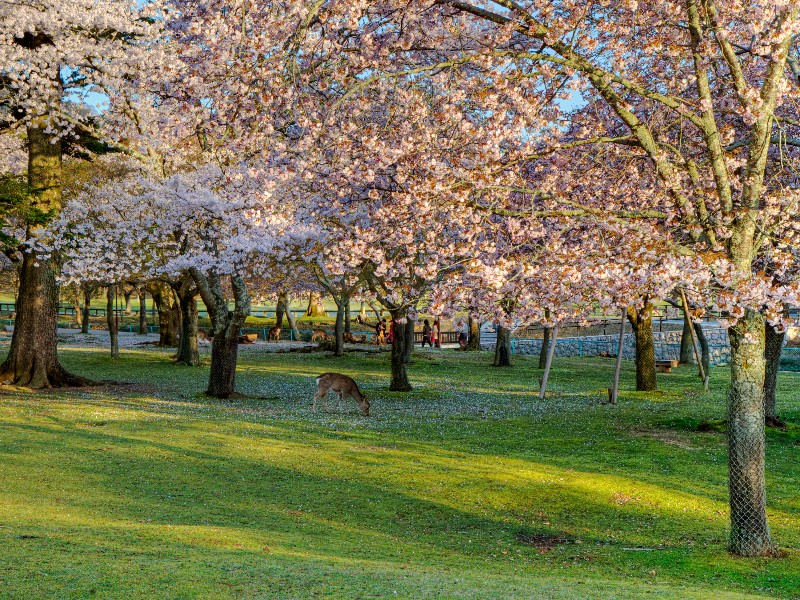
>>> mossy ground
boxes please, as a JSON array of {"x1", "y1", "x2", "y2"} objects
[{"x1": 1, "y1": 345, "x2": 798, "y2": 598}]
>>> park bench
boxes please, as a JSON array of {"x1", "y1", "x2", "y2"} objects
[{"x1": 655, "y1": 359, "x2": 679, "y2": 373}]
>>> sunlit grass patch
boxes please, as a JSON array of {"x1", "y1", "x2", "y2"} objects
[{"x1": 0, "y1": 346, "x2": 798, "y2": 598}]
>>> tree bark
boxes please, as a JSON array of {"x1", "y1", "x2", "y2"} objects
[
  {"x1": 404, "y1": 317, "x2": 415, "y2": 364},
  {"x1": 305, "y1": 291, "x2": 326, "y2": 317},
  {"x1": 138, "y1": 289, "x2": 147, "y2": 334},
  {"x1": 275, "y1": 292, "x2": 287, "y2": 328},
  {"x1": 0, "y1": 123, "x2": 89, "y2": 387},
  {"x1": 539, "y1": 328, "x2": 551, "y2": 368},
  {"x1": 727, "y1": 310, "x2": 775, "y2": 556},
  {"x1": 389, "y1": 309, "x2": 412, "y2": 391},
  {"x1": 285, "y1": 295, "x2": 300, "y2": 340},
  {"x1": 494, "y1": 325, "x2": 512, "y2": 367},
  {"x1": 107, "y1": 284, "x2": 119, "y2": 358},
  {"x1": 123, "y1": 286, "x2": 134, "y2": 315},
  {"x1": 465, "y1": 315, "x2": 481, "y2": 351},
  {"x1": 69, "y1": 286, "x2": 82, "y2": 328},
  {"x1": 763, "y1": 323, "x2": 784, "y2": 426},
  {"x1": 680, "y1": 304, "x2": 695, "y2": 364},
  {"x1": 694, "y1": 320, "x2": 710, "y2": 380},
  {"x1": 81, "y1": 285, "x2": 91, "y2": 334},
  {"x1": 175, "y1": 279, "x2": 199, "y2": 366},
  {"x1": 207, "y1": 324, "x2": 240, "y2": 398},
  {"x1": 539, "y1": 309, "x2": 552, "y2": 369},
  {"x1": 626, "y1": 302, "x2": 657, "y2": 391},
  {"x1": 190, "y1": 270, "x2": 250, "y2": 399},
  {"x1": 150, "y1": 283, "x2": 179, "y2": 347},
  {"x1": 334, "y1": 300, "x2": 345, "y2": 357},
  {"x1": 345, "y1": 298, "x2": 351, "y2": 334}
]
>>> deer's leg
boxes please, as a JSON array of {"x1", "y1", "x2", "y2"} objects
[
  {"x1": 312, "y1": 388, "x2": 323, "y2": 411},
  {"x1": 320, "y1": 389, "x2": 331, "y2": 411}
]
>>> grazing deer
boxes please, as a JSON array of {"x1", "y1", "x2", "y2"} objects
[
  {"x1": 311, "y1": 329, "x2": 328, "y2": 343},
  {"x1": 313, "y1": 373, "x2": 370, "y2": 416},
  {"x1": 267, "y1": 326, "x2": 281, "y2": 342}
]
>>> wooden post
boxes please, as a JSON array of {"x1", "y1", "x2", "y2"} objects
[
  {"x1": 608, "y1": 307, "x2": 626, "y2": 404},
  {"x1": 538, "y1": 325, "x2": 559, "y2": 400},
  {"x1": 680, "y1": 289, "x2": 708, "y2": 390}
]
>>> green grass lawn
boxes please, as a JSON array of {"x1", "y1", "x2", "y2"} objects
[{"x1": 1, "y1": 346, "x2": 798, "y2": 598}]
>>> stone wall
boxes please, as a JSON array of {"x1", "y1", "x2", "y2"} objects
[{"x1": 483, "y1": 327, "x2": 731, "y2": 365}]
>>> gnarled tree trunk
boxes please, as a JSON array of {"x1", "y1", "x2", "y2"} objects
[
  {"x1": 191, "y1": 270, "x2": 250, "y2": 399},
  {"x1": 284, "y1": 295, "x2": 300, "y2": 341},
  {"x1": 626, "y1": 301, "x2": 657, "y2": 392},
  {"x1": 0, "y1": 123, "x2": 88, "y2": 387},
  {"x1": 123, "y1": 285, "x2": 134, "y2": 315},
  {"x1": 494, "y1": 325, "x2": 512, "y2": 367},
  {"x1": 275, "y1": 292, "x2": 287, "y2": 328},
  {"x1": 175, "y1": 278, "x2": 199, "y2": 366},
  {"x1": 150, "y1": 283, "x2": 179, "y2": 347},
  {"x1": 763, "y1": 323, "x2": 785, "y2": 427},
  {"x1": 305, "y1": 291, "x2": 325, "y2": 317},
  {"x1": 727, "y1": 310, "x2": 774, "y2": 556},
  {"x1": 389, "y1": 309, "x2": 412, "y2": 391}
]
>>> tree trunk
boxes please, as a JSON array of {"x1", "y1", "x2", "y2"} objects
[
  {"x1": 305, "y1": 291, "x2": 326, "y2": 317},
  {"x1": 680, "y1": 304, "x2": 695, "y2": 364},
  {"x1": 694, "y1": 321, "x2": 710, "y2": 380},
  {"x1": 626, "y1": 302, "x2": 657, "y2": 392},
  {"x1": 67, "y1": 285, "x2": 82, "y2": 328},
  {"x1": 345, "y1": 298, "x2": 351, "y2": 334},
  {"x1": 465, "y1": 315, "x2": 481, "y2": 351},
  {"x1": 334, "y1": 300, "x2": 345, "y2": 357},
  {"x1": 727, "y1": 310, "x2": 775, "y2": 556},
  {"x1": 404, "y1": 317, "x2": 415, "y2": 364},
  {"x1": 138, "y1": 289, "x2": 147, "y2": 334},
  {"x1": 285, "y1": 296, "x2": 300, "y2": 341},
  {"x1": 0, "y1": 123, "x2": 88, "y2": 387},
  {"x1": 539, "y1": 328, "x2": 551, "y2": 369},
  {"x1": 151, "y1": 284, "x2": 179, "y2": 347},
  {"x1": 539, "y1": 310, "x2": 553, "y2": 368},
  {"x1": 190, "y1": 270, "x2": 250, "y2": 399},
  {"x1": 124, "y1": 287, "x2": 133, "y2": 315},
  {"x1": 175, "y1": 282, "x2": 199, "y2": 366},
  {"x1": 81, "y1": 285, "x2": 91, "y2": 334},
  {"x1": 275, "y1": 292, "x2": 287, "y2": 328},
  {"x1": 764, "y1": 323, "x2": 784, "y2": 426},
  {"x1": 494, "y1": 325, "x2": 512, "y2": 367},
  {"x1": 389, "y1": 309, "x2": 412, "y2": 391},
  {"x1": 72, "y1": 296, "x2": 82, "y2": 328},
  {"x1": 107, "y1": 284, "x2": 119, "y2": 358},
  {"x1": 207, "y1": 325, "x2": 240, "y2": 398}
]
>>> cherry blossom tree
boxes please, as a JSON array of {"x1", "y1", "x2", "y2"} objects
[
  {"x1": 49, "y1": 160, "x2": 281, "y2": 398},
  {"x1": 0, "y1": 0, "x2": 165, "y2": 386},
  {"x1": 323, "y1": 0, "x2": 799, "y2": 556}
]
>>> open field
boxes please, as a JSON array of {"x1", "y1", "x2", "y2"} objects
[{"x1": 1, "y1": 344, "x2": 799, "y2": 599}]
